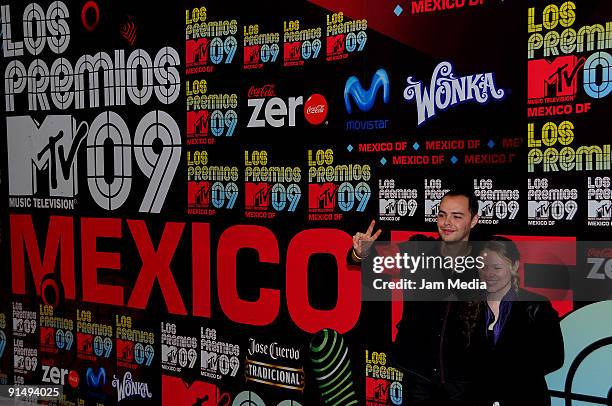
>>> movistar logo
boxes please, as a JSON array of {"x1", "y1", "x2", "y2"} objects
[
  {"x1": 344, "y1": 69, "x2": 390, "y2": 114},
  {"x1": 86, "y1": 367, "x2": 107, "y2": 388}
]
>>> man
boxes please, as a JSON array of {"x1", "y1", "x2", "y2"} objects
[
  {"x1": 351, "y1": 189, "x2": 479, "y2": 258},
  {"x1": 351, "y1": 189, "x2": 484, "y2": 406}
]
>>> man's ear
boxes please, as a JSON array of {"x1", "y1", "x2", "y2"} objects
[
  {"x1": 511, "y1": 261, "x2": 520, "y2": 273},
  {"x1": 470, "y1": 214, "x2": 479, "y2": 229}
]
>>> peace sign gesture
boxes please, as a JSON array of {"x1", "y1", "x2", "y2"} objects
[{"x1": 352, "y1": 220, "x2": 382, "y2": 259}]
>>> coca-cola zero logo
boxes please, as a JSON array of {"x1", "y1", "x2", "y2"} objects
[{"x1": 248, "y1": 85, "x2": 276, "y2": 98}]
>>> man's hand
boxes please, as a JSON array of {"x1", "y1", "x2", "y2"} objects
[{"x1": 352, "y1": 220, "x2": 382, "y2": 260}]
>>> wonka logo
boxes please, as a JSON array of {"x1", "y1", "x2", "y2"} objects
[
  {"x1": 403, "y1": 61, "x2": 505, "y2": 126},
  {"x1": 112, "y1": 372, "x2": 152, "y2": 402}
]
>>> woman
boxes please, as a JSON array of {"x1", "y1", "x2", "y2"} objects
[{"x1": 477, "y1": 237, "x2": 564, "y2": 406}]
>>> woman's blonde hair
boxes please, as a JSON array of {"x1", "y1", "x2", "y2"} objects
[{"x1": 481, "y1": 236, "x2": 520, "y2": 291}]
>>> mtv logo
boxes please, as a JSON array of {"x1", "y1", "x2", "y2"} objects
[
  {"x1": 326, "y1": 34, "x2": 345, "y2": 55},
  {"x1": 309, "y1": 183, "x2": 338, "y2": 210},
  {"x1": 380, "y1": 199, "x2": 397, "y2": 216},
  {"x1": 528, "y1": 56, "x2": 585, "y2": 99},
  {"x1": 244, "y1": 45, "x2": 261, "y2": 64},
  {"x1": 188, "y1": 182, "x2": 211, "y2": 207},
  {"x1": 6, "y1": 115, "x2": 88, "y2": 197},
  {"x1": 528, "y1": 201, "x2": 549, "y2": 219},
  {"x1": 365, "y1": 377, "x2": 389, "y2": 405},
  {"x1": 424, "y1": 200, "x2": 440, "y2": 216},
  {"x1": 117, "y1": 339, "x2": 134, "y2": 362},
  {"x1": 284, "y1": 42, "x2": 301, "y2": 61},
  {"x1": 245, "y1": 183, "x2": 272, "y2": 209},
  {"x1": 161, "y1": 375, "x2": 230, "y2": 406},
  {"x1": 201, "y1": 350, "x2": 218, "y2": 371},
  {"x1": 14, "y1": 355, "x2": 24, "y2": 369},
  {"x1": 479, "y1": 201, "x2": 495, "y2": 218},
  {"x1": 162, "y1": 345, "x2": 178, "y2": 364},
  {"x1": 588, "y1": 200, "x2": 612, "y2": 219},
  {"x1": 535, "y1": 201, "x2": 550, "y2": 218},
  {"x1": 40, "y1": 327, "x2": 55, "y2": 347},
  {"x1": 186, "y1": 38, "x2": 209, "y2": 65},
  {"x1": 187, "y1": 111, "x2": 210, "y2": 137},
  {"x1": 14, "y1": 319, "x2": 23, "y2": 332},
  {"x1": 78, "y1": 334, "x2": 93, "y2": 353}
]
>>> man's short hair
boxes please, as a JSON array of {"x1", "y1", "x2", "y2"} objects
[{"x1": 442, "y1": 188, "x2": 479, "y2": 217}]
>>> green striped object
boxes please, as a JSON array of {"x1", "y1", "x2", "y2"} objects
[{"x1": 309, "y1": 329, "x2": 359, "y2": 406}]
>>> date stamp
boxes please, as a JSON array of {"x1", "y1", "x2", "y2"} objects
[{"x1": 0, "y1": 385, "x2": 62, "y2": 400}]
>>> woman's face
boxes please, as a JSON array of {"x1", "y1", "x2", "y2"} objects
[{"x1": 479, "y1": 249, "x2": 515, "y2": 294}]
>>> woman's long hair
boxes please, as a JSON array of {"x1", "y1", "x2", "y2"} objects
[{"x1": 460, "y1": 236, "x2": 521, "y2": 347}]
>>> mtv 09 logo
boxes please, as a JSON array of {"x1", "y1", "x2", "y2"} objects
[
  {"x1": 161, "y1": 322, "x2": 198, "y2": 372},
  {"x1": 307, "y1": 149, "x2": 372, "y2": 218},
  {"x1": 200, "y1": 328, "x2": 240, "y2": 380},
  {"x1": 116, "y1": 315, "x2": 155, "y2": 367},
  {"x1": 283, "y1": 19, "x2": 323, "y2": 67},
  {"x1": 187, "y1": 150, "x2": 239, "y2": 213},
  {"x1": 186, "y1": 79, "x2": 238, "y2": 142},
  {"x1": 587, "y1": 176, "x2": 612, "y2": 226},
  {"x1": 185, "y1": 7, "x2": 238, "y2": 74},
  {"x1": 13, "y1": 338, "x2": 37, "y2": 374},
  {"x1": 244, "y1": 151, "x2": 302, "y2": 215},
  {"x1": 326, "y1": 12, "x2": 367, "y2": 62},
  {"x1": 6, "y1": 112, "x2": 181, "y2": 213},
  {"x1": 473, "y1": 179, "x2": 519, "y2": 225},
  {"x1": 378, "y1": 179, "x2": 417, "y2": 222},
  {"x1": 243, "y1": 24, "x2": 280, "y2": 70},
  {"x1": 527, "y1": 178, "x2": 578, "y2": 226}
]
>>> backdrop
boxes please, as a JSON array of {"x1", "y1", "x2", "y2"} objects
[{"x1": 1, "y1": 0, "x2": 611, "y2": 404}]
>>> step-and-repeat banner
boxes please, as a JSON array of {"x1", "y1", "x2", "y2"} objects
[{"x1": 1, "y1": 0, "x2": 611, "y2": 404}]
